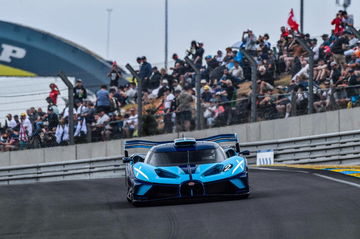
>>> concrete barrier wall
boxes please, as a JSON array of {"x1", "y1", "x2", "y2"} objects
[{"x1": 1, "y1": 107, "x2": 359, "y2": 167}]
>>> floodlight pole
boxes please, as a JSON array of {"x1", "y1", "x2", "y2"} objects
[
  {"x1": 58, "y1": 72, "x2": 74, "y2": 145},
  {"x1": 184, "y1": 56, "x2": 201, "y2": 130},
  {"x1": 125, "y1": 64, "x2": 143, "y2": 137},
  {"x1": 164, "y1": 0, "x2": 168, "y2": 70},
  {"x1": 106, "y1": 9, "x2": 113, "y2": 59}
]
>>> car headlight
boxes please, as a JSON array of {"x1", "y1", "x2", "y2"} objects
[
  {"x1": 203, "y1": 164, "x2": 223, "y2": 176},
  {"x1": 155, "y1": 169, "x2": 179, "y2": 178}
]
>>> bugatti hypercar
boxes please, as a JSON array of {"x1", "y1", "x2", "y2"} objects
[{"x1": 123, "y1": 134, "x2": 250, "y2": 205}]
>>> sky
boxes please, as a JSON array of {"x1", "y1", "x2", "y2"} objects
[{"x1": 1, "y1": 0, "x2": 360, "y2": 69}]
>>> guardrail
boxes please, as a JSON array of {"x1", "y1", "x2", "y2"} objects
[
  {"x1": 0, "y1": 155, "x2": 124, "y2": 185},
  {"x1": 241, "y1": 130, "x2": 360, "y2": 165},
  {"x1": 1, "y1": 129, "x2": 360, "y2": 185}
]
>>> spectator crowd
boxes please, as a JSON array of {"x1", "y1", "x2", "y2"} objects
[{"x1": 1, "y1": 10, "x2": 360, "y2": 152}]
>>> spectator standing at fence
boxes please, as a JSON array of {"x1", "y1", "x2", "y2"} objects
[
  {"x1": 139, "y1": 56, "x2": 152, "y2": 92},
  {"x1": 73, "y1": 79, "x2": 87, "y2": 103},
  {"x1": 242, "y1": 30, "x2": 257, "y2": 56},
  {"x1": 96, "y1": 85, "x2": 111, "y2": 113},
  {"x1": 194, "y1": 41, "x2": 205, "y2": 68},
  {"x1": 186, "y1": 41, "x2": 198, "y2": 60},
  {"x1": 46, "y1": 107, "x2": 59, "y2": 130},
  {"x1": 75, "y1": 99, "x2": 88, "y2": 118},
  {"x1": 107, "y1": 61, "x2": 122, "y2": 87},
  {"x1": 49, "y1": 83, "x2": 60, "y2": 105}
]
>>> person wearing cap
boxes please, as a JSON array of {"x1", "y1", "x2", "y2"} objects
[
  {"x1": 331, "y1": 31, "x2": 350, "y2": 69},
  {"x1": 201, "y1": 85, "x2": 213, "y2": 103},
  {"x1": 172, "y1": 53, "x2": 184, "y2": 67},
  {"x1": 321, "y1": 34, "x2": 331, "y2": 47},
  {"x1": 20, "y1": 113, "x2": 33, "y2": 138},
  {"x1": 73, "y1": 79, "x2": 87, "y2": 103},
  {"x1": 157, "y1": 79, "x2": 170, "y2": 98},
  {"x1": 200, "y1": 79, "x2": 207, "y2": 94},
  {"x1": 5, "y1": 114, "x2": 17, "y2": 129},
  {"x1": 205, "y1": 55, "x2": 220, "y2": 71},
  {"x1": 46, "y1": 106, "x2": 59, "y2": 130},
  {"x1": 242, "y1": 29, "x2": 257, "y2": 55}
]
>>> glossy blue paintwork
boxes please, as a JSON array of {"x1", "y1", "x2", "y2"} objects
[{"x1": 131, "y1": 156, "x2": 246, "y2": 185}]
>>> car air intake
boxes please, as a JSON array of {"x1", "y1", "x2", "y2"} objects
[{"x1": 180, "y1": 181, "x2": 204, "y2": 197}]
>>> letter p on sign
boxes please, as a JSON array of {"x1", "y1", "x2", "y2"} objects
[{"x1": 0, "y1": 44, "x2": 26, "y2": 63}]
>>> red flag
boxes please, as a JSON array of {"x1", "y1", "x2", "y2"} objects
[{"x1": 287, "y1": 9, "x2": 299, "y2": 32}]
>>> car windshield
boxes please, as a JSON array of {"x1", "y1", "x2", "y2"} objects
[{"x1": 147, "y1": 148, "x2": 226, "y2": 166}]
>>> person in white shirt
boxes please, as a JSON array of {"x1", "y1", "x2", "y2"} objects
[
  {"x1": 123, "y1": 108, "x2": 138, "y2": 137},
  {"x1": 292, "y1": 60, "x2": 309, "y2": 83},
  {"x1": 164, "y1": 89, "x2": 175, "y2": 110},
  {"x1": 5, "y1": 114, "x2": 17, "y2": 129},
  {"x1": 20, "y1": 113, "x2": 33, "y2": 137},
  {"x1": 75, "y1": 100, "x2": 88, "y2": 118}
]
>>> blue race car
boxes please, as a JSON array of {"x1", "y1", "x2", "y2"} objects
[{"x1": 123, "y1": 134, "x2": 250, "y2": 205}]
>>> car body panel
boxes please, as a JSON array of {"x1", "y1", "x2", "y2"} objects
[{"x1": 123, "y1": 134, "x2": 249, "y2": 204}]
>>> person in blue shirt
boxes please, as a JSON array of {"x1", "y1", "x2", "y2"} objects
[{"x1": 96, "y1": 85, "x2": 111, "y2": 113}]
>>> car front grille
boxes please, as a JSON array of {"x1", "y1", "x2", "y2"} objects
[
  {"x1": 145, "y1": 185, "x2": 179, "y2": 200},
  {"x1": 204, "y1": 180, "x2": 241, "y2": 195},
  {"x1": 180, "y1": 181, "x2": 204, "y2": 197}
]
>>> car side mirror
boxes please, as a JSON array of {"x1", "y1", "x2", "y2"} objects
[
  {"x1": 122, "y1": 157, "x2": 133, "y2": 163},
  {"x1": 240, "y1": 150, "x2": 250, "y2": 156}
]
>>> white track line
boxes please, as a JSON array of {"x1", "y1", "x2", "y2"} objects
[
  {"x1": 253, "y1": 167, "x2": 309, "y2": 174},
  {"x1": 313, "y1": 173, "x2": 360, "y2": 189}
]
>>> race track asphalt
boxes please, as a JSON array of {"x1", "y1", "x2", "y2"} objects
[{"x1": 0, "y1": 167, "x2": 359, "y2": 239}]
